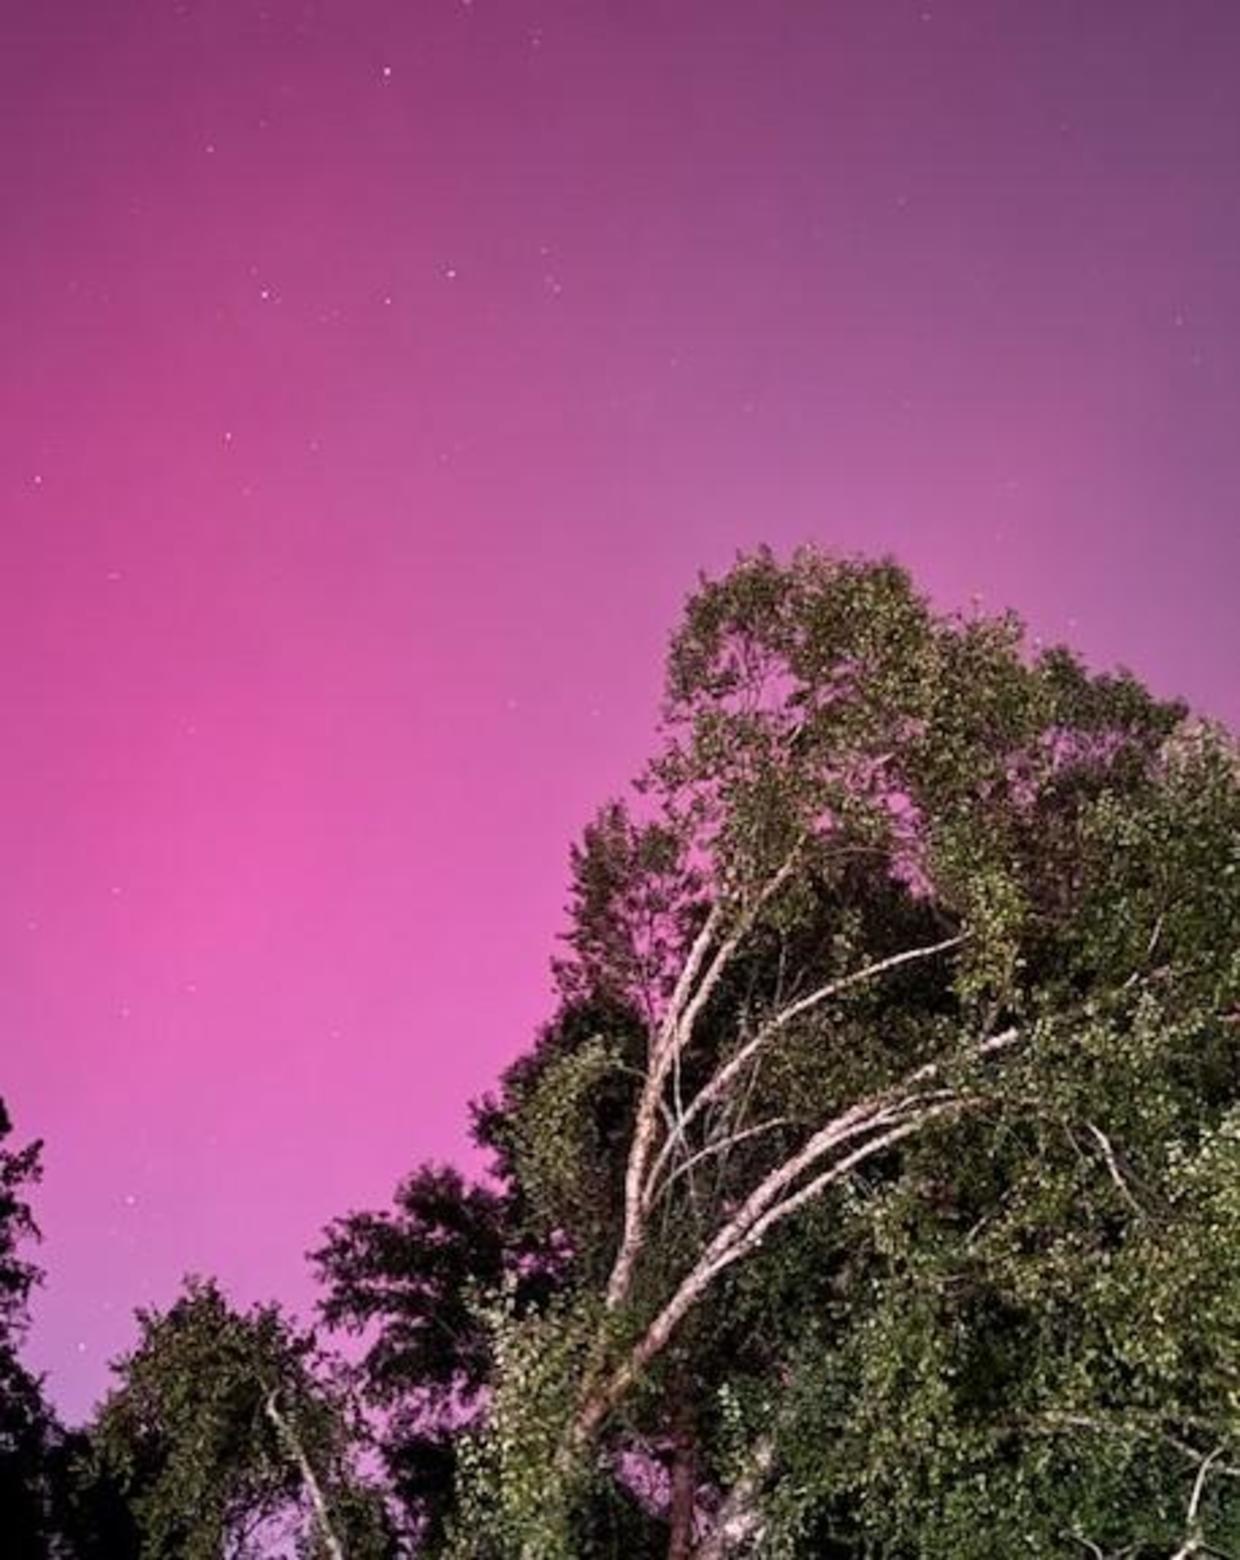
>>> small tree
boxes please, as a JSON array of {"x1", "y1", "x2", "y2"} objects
[
  {"x1": 0, "y1": 1098, "x2": 67, "y2": 1558},
  {"x1": 88, "y1": 1276, "x2": 393, "y2": 1559}
]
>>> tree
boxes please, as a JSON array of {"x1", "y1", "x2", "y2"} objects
[
  {"x1": 86, "y1": 1276, "x2": 393, "y2": 1559},
  {"x1": 436, "y1": 548, "x2": 1240, "y2": 1557},
  {"x1": 312, "y1": 1164, "x2": 521, "y2": 1550},
  {"x1": 0, "y1": 1096, "x2": 67, "y2": 1557}
]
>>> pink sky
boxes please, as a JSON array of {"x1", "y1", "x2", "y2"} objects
[{"x1": 4, "y1": 1, "x2": 1238, "y2": 1422}]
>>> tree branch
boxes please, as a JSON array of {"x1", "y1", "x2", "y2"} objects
[
  {"x1": 575, "y1": 1099, "x2": 969, "y2": 1446},
  {"x1": 646, "y1": 1118, "x2": 793, "y2": 1211},
  {"x1": 573, "y1": 1027, "x2": 1022, "y2": 1448},
  {"x1": 1171, "y1": 1447, "x2": 1227, "y2": 1558},
  {"x1": 606, "y1": 845, "x2": 802, "y2": 1311},
  {"x1": 1085, "y1": 1120, "x2": 1147, "y2": 1218},
  {"x1": 697, "y1": 1104, "x2": 964, "y2": 1283},
  {"x1": 644, "y1": 933, "x2": 967, "y2": 1201},
  {"x1": 605, "y1": 902, "x2": 726, "y2": 1309},
  {"x1": 263, "y1": 1389, "x2": 346, "y2": 1560}
]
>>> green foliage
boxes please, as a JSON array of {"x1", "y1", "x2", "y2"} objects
[
  {"x1": 0, "y1": 1099, "x2": 67, "y2": 1558},
  {"x1": 506, "y1": 1037, "x2": 625, "y2": 1240},
  {"x1": 88, "y1": 1276, "x2": 391, "y2": 1560},
  {"x1": 312, "y1": 1159, "x2": 570, "y2": 1549},
  {"x1": 444, "y1": 1284, "x2": 596, "y2": 1560},
  {"x1": 320, "y1": 548, "x2": 1240, "y2": 1558}
]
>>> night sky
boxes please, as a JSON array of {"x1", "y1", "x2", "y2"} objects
[{"x1": 4, "y1": 1, "x2": 1239, "y2": 1422}]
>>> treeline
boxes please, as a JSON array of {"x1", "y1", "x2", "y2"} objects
[{"x1": 5, "y1": 548, "x2": 1240, "y2": 1559}]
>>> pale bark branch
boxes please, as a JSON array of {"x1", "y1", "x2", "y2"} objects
[
  {"x1": 605, "y1": 902, "x2": 726, "y2": 1309},
  {"x1": 576, "y1": 1099, "x2": 968, "y2": 1445},
  {"x1": 1189, "y1": 1447, "x2": 1223, "y2": 1526},
  {"x1": 574, "y1": 1025, "x2": 1024, "y2": 1446},
  {"x1": 1020, "y1": 1412, "x2": 1240, "y2": 1479},
  {"x1": 646, "y1": 1118, "x2": 793, "y2": 1211},
  {"x1": 692, "y1": 1094, "x2": 948, "y2": 1277},
  {"x1": 645, "y1": 933, "x2": 967, "y2": 1200},
  {"x1": 263, "y1": 1389, "x2": 346, "y2": 1560},
  {"x1": 661, "y1": 851, "x2": 802, "y2": 1083},
  {"x1": 698, "y1": 1104, "x2": 963, "y2": 1283},
  {"x1": 607, "y1": 846, "x2": 802, "y2": 1311},
  {"x1": 655, "y1": 902, "x2": 727, "y2": 1064},
  {"x1": 582, "y1": 854, "x2": 1015, "y2": 1462},
  {"x1": 1085, "y1": 1121, "x2": 1146, "y2": 1218}
]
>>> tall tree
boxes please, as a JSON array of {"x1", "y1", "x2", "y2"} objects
[{"x1": 441, "y1": 548, "x2": 1240, "y2": 1558}]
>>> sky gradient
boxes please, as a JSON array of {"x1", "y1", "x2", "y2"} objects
[{"x1": 4, "y1": 0, "x2": 1239, "y2": 1422}]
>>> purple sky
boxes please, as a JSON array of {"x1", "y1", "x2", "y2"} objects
[{"x1": 4, "y1": 1, "x2": 1238, "y2": 1422}]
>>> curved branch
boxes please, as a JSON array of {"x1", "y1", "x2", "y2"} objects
[
  {"x1": 644, "y1": 934, "x2": 966, "y2": 1202},
  {"x1": 575, "y1": 1098, "x2": 970, "y2": 1447},
  {"x1": 646, "y1": 1117, "x2": 793, "y2": 1211}
]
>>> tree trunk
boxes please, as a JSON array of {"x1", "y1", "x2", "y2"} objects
[
  {"x1": 689, "y1": 1434, "x2": 775, "y2": 1560},
  {"x1": 667, "y1": 1403, "x2": 698, "y2": 1560}
]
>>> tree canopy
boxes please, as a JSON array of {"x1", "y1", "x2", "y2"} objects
[
  {"x1": 86, "y1": 1276, "x2": 393, "y2": 1560},
  {"x1": 324, "y1": 548, "x2": 1240, "y2": 1559}
]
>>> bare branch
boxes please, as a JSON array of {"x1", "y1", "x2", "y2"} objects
[
  {"x1": 1122, "y1": 912, "x2": 1166, "y2": 991},
  {"x1": 580, "y1": 1026, "x2": 1024, "y2": 1438},
  {"x1": 646, "y1": 933, "x2": 967, "y2": 1198},
  {"x1": 576, "y1": 1099, "x2": 969, "y2": 1445},
  {"x1": 1085, "y1": 1121, "x2": 1146, "y2": 1218},
  {"x1": 605, "y1": 902, "x2": 726, "y2": 1309},
  {"x1": 660, "y1": 849, "x2": 803, "y2": 1082},
  {"x1": 607, "y1": 844, "x2": 803, "y2": 1311},
  {"x1": 1188, "y1": 1447, "x2": 1225, "y2": 1527},
  {"x1": 698, "y1": 1104, "x2": 963, "y2": 1283},
  {"x1": 646, "y1": 1118, "x2": 793, "y2": 1210},
  {"x1": 656, "y1": 901, "x2": 727, "y2": 1062},
  {"x1": 263, "y1": 1389, "x2": 345, "y2": 1560},
  {"x1": 693, "y1": 1092, "x2": 950, "y2": 1275}
]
